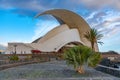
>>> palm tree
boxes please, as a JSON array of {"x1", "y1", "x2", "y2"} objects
[
  {"x1": 64, "y1": 46, "x2": 101, "y2": 74},
  {"x1": 84, "y1": 28, "x2": 103, "y2": 51}
]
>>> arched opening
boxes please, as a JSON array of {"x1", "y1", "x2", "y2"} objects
[{"x1": 57, "y1": 41, "x2": 83, "y2": 53}]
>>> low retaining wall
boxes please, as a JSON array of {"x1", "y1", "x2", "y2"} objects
[
  {"x1": 95, "y1": 65, "x2": 120, "y2": 78},
  {"x1": 0, "y1": 53, "x2": 63, "y2": 71},
  {"x1": 0, "y1": 61, "x2": 38, "y2": 71}
]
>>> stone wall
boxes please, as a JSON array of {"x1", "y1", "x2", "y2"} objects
[{"x1": 95, "y1": 65, "x2": 120, "y2": 78}]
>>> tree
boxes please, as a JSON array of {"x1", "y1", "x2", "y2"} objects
[
  {"x1": 64, "y1": 46, "x2": 101, "y2": 74},
  {"x1": 84, "y1": 28, "x2": 103, "y2": 51}
]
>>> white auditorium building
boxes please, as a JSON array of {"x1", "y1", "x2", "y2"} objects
[{"x1": 5, "y1": 9, "x2": 98, "y2": 54}]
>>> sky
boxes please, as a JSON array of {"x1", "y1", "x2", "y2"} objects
[{"x1": 0, "y1": 0, "x2": 120, "y2": 53}]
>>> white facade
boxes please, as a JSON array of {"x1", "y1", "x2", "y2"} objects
[
  {"x1": 5, "y1": 43, "x2": 34, "y2": 54},
  {"x1": 6, "y1": 24, "x2": 84, "y2": 54}
]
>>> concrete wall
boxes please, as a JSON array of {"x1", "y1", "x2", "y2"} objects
[
  {"x1": 31, "y1": 29, "x2": 83, "y2": 52},
  {"x1": 38, "y1": 24, "x2": 69, "y2": 43},
  {"x1": 5, "y1": 43, "x2": 33, "y2": 54}
]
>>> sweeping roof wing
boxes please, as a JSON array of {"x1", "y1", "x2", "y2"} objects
[{"x1": 35, "y1": 9, "x2": 91, "y2": 46}]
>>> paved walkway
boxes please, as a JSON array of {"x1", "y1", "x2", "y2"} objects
[{"x1": 0, "y1": 61, "x2": 119, "y2": 80}]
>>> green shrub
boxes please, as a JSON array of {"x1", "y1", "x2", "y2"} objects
[
  {"x1": 9, "y1": 55, "x2": 19, "y2": 61},
  {"x1": 64, "y1": 45, "x2": 101, "y2": 74}
]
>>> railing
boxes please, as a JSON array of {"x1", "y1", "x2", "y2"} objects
[{"x1": 95, "y1": 64, "x2": 120, "y2": 78}]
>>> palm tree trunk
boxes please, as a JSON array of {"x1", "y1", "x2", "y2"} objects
[
  {"x1": 76, "y1": 66, "x2": 84, "y2": 74},
  {"x1": 91, "y1": 42, "x2": 95, "y2": 51}
]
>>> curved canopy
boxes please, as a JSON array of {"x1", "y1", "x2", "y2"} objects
[
  {"x1": 35, "y1": 9, "x2": 91, "y2": 47},
  {"x1": 35, "y1": 9, "x2": 99, "y2": 51}
]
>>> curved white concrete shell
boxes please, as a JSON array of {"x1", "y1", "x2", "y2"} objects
[
  {"x1": 36, "y1": 9, "x2": 91, "y2": 46},
  {"x1": 6, "y1": 24, "x2": 83, "y2": 53},
  {"x1": 39, "y1": 29, "x2": 83, "y2": 52},
  {"x1": 38, "y1": 24, "x2": 69, "y2": 43},
  {"x1": 6, "y1": 9, "x2": 98, "y2": 54},
  {"x1": 36, "y1": 9, "x2": 98, "y2": 51},
  {"x1": 30, "y1": 24, "x2": 83, "y2": 52}
]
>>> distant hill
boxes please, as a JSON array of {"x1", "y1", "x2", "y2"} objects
[
  {"x1": 101, "y1": 51, "x2": 119, "y2": 55},
  {"x1": 0, "y1": 44, "x2": 7, "y2": 51}
]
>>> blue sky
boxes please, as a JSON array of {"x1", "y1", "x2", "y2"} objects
[{"x1": 0, "y1": 0, "x2": 120, "y2": 53}]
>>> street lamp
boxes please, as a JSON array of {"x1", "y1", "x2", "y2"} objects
[{"x1": 14, "y1": 45, "x2": 17, "y2": 54}]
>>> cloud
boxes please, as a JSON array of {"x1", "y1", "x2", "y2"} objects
[
  {"x1": 0, "y1": 0, "x2": 84, "y2": 17},
  {"x1": 86, "y1": 12, "x2": 98, "y2": 20},
  {"x1": 76, "y1": 0, "x2": 120, "y2": 9},
  {"x1": 85, "y1": 9, "x2": 120, "y2": 39},
  {"x1": 0, "y1": 0, "x2": 53, "y2": 17},
  {"x1": 0, "y1": 43, "x2": 8, "y2": 47},
  {"x1": 1, "y1": 0, "x2": 120, "y2": 17},
  {"x1": 99, "y1": 28, "x2": 120, "y2": 53}
]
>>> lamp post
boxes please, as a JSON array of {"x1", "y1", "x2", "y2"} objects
[{"x1": 14, "y1": 45, "x2": 17, "y2": 54}]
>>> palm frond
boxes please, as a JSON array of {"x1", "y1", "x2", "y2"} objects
[
  {"x1": 64, "y1": 46, "x2": 101, "y2": 69},
  {"x1": 84, "y1": 28, "x2": 103, "y2": 51},
  {"x1": 97, "y1": 41, "x2": 104, "y2": 45}
]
